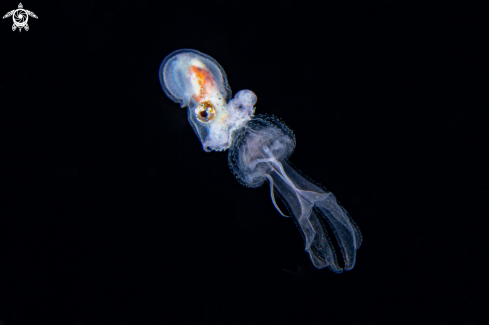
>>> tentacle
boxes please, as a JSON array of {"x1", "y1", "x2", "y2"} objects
[{"x1": 262, "y1": 144, "x2": 361, "y2": 271}]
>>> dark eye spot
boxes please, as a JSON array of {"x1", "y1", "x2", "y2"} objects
[{"x1": 195, "y1": 100, "x2": 216, "y2": 124}]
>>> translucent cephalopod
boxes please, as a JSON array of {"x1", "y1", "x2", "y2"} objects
[{"x1": 159, "y1": 49, "x2": 362, "y2": 272}]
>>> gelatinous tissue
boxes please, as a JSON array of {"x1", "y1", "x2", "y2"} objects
[{"x1": 159, "y1": 49, "x2": 362, "y2": 272}]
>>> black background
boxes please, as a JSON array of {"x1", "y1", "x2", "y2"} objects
[{"x1": 0, "y1": 0, "x2": 487, "y2": 324}]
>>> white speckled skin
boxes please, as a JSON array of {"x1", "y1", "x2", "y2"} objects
[{"x1": 159, "y1": 49, "x2": 256, "y2": 152}]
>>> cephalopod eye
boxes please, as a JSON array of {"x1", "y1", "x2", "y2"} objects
[{"x1": 195, "y1": 100, "x2": 216, "y2": 124}]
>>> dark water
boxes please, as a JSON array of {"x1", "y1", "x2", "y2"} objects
[{"x1": 0, "y1": 0, "x2": 487, "y2": 324}]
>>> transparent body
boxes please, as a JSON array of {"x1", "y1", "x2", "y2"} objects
[{"x1": 159, "y1": 49, "x2": 362, "y2": 272}]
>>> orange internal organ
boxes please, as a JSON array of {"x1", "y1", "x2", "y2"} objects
[{"x1": 189, "y1": 66, "x2": 215, "y2": 102}]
